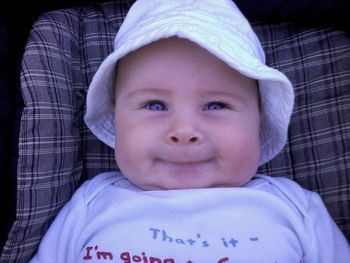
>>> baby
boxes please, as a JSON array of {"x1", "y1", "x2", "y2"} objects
[{"x1": 30, "y1": 0, "x2": 350, "y2": 262}]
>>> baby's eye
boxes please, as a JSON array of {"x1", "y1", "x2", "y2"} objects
[
  {"x1": 203, "y1": 102, "x2": 227, "y2": 111},
  {"x1": 145, "y1": 101, "x2": 167, "y2": 111}
]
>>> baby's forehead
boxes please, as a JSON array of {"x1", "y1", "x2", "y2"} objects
[
  {"x1": 116, "y1": 37, "x2": 256, "y2": 86},
  {"x1": 117, "y1": 37, "x2": 209, "y2": 66},
  {"x1": 114, "y1": 38, "x2": 259, "y2": 104}
]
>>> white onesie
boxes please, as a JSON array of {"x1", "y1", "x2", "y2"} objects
[{"x1": 30, "y1": 172, "x2": 350, "y2": 263}]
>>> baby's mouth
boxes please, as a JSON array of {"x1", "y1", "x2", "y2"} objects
[
  {"x1": 153, "y1": 149, "x2": 215, "y2": 172},
  {"x1": 165, "y1": 160, "x2": 207, "y2": 166},
  {"x1": 155, "y1": 158, "x2": 213, "y2": 170}
]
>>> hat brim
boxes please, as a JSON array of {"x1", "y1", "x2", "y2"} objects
[{"x1": 84, "y1": 7, "x2": 294, "y2": 165}]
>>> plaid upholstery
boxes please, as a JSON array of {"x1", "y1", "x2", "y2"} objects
[
  {"x1": 1, "y1": 1, "x2": 349, "y2": 262},
  {"x1": 256, "y1": 24, "x2": 350, "y2": 238}
]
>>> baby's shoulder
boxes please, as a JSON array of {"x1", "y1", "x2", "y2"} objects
[
  {"x1": 248, "y1": 174, "x2": 320, "y2": 215},
  {"x1": 79, "y1": 171, "x2": 134, "y2": 202}
]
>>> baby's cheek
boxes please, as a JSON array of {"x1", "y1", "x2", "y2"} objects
[
  {"x1": 114, "y1": 144, "x2": 137, "y2": 178},
  {"x1": 223, "y1": 129, "x2": 259, "y2": 161}
]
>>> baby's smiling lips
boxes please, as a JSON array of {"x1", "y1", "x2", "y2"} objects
[
  {"x1": 167, "y1": 160, "x2": 207, "y2": 166},
  {"x1": 156, "y1": 158, "x2": 213, "y2": 169},
  {"x1": 154, "y1": 149, "x2": 215, "y2": 172}
]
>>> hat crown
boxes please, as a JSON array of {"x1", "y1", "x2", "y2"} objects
[{"x1": 115, "y1": 0, "x2": 265, "y2": 63}]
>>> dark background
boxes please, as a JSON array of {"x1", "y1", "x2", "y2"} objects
[{"x1": 1, "y1": 0, "x2": 349, "y2": 251}]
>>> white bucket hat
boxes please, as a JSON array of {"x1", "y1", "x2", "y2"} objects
[{"x1": 84, "y1": 0, "x2": 294, "y2": 165}]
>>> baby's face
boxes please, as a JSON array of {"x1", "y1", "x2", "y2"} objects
[{"x1": 114, "y1": 38, "x2": 260, "y2": 190}]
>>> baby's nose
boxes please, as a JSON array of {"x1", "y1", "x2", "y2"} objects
[
  {"x1": 168, "y1": 134, "x2": 202, "y2": 144},
  {"x1": 166, "y1": 125, "x2": 204, "y2": 145}
]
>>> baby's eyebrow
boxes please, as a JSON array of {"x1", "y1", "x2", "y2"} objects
[
  {"x1": 125, "y1": 87, "x2": 170, "y2": 99},
  {"x1": 123, "y1": 87, "x2": 246, "y2": 103},
  {"x1": 200, "y1": 90, "x2": 246, "y2": 102}
]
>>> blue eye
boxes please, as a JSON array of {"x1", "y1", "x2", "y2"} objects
[
  {"x1": 204, "y1": 102, "x2": 227, "y2": 111},
  {"x1": 145, "y1": 101, "x2": 167, "y2": 111}
]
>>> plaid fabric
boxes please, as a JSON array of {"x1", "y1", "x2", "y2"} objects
[
  {"x1": 255, "y1": 23, "x2": 350, "y2": 240},
  {"x1": 1, "y1": 1, "x2": 350, "y2": 262},
  {"x1": 1, "y1": 1, "x2": 132, "y2": 262}
]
